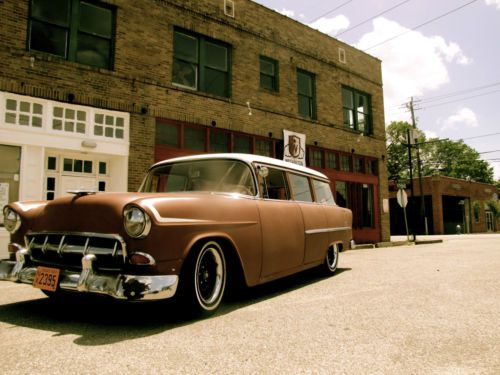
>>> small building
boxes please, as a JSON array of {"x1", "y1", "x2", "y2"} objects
[
  {"x1": 0, "y1": 0, "x2": 390, "y2": 255},
  {"x1": 389, "y1": 176, "x2": 499, "y2": 235}
]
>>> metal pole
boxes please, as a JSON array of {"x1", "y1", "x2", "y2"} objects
[{"x1": 406, "y1": 128, "x2": 416, "y2": 241}]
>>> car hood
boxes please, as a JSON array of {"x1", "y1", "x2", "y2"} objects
[{"x1": 11, "y1": 193, "x2": 157, "y2": 235}]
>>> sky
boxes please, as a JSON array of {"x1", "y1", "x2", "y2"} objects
[{"x1": 253, "y1": 0, "x2": 500, "y2": 180}]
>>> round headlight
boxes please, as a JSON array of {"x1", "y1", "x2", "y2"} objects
[
  {"x1": 3, "y1": 207, "x2": 21, "y2": 234},
  {"x1": 123, "y1": 206, "x2": 151, "y2": 238}
]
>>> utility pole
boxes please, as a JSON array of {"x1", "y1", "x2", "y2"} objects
[{"x1": 406, "y1": 97, "x2": 428, "y2": 236}]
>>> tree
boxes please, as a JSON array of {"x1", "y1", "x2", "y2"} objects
[
  {"x1": 386, "y1": 121, "x2": 495, "y2": 184},
  {"x1": 386, "y1": 121, "x2": 425, "y2": 182}
]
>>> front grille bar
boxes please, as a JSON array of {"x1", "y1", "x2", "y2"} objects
[{"x1": 25, "y1": 232, "x2": 128, "y2": 270}]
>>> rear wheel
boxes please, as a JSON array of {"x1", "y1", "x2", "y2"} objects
[
  {"x1": 323, "y1": 243, "x2": 339, "y2": 274},
  {"x1": 181, "y1": 241, "x2": 227, "y2": 315}
]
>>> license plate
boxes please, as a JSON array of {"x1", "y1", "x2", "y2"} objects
[{"x1": 33, "y1": 267, "x2": 60, "y2": 292}]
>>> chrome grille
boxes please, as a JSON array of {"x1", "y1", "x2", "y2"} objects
[{"x1": 26, "y1": 232, "x2": 127, "y2": 271}]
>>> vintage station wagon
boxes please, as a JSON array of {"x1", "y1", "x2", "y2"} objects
[{"x1": 0, "y1": 154, "x2": 352, "y2": 314}]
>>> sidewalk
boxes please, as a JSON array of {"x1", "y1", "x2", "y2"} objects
[{"x1": 389, "y1": 232, "x2": 500, "y2": 246}]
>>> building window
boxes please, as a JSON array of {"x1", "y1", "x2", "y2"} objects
[
  {"x1": 297, "y1": 69, "x2": 316, "y2": 120},
  {"x1": 309, "y1": 149, "x2": 323, "y2": 168},
  {"x1": 340, "y1": 154, "x2": 352, "y2": 172},
  {"x1": 325, "y1": 152, "x2": 337, "y2": 170},
  {"x1": 5, "y1": 97, "x2": 44, "y2": 128},
  {"x1": 234, "y1": 135, "x2": 252, "y2": 154},
  {"x1": 260, "y1": 56, "x2": 279, "y2": 92},
  {"x1": 367, "y1": 159, "x2": 377, "y2": 175},
  {"x1": 63, "y1": 158, "x2": 93, "y2": 174},
  {"x1": 184, "y1": 126, "x2": 206, "y2": 151},
  {"x1": 156, "y1": 122, "x2": 180, "y2": 147},
  {"x1": 28, "y1": 0, "x2": 115, "y2": 69},
  {"x1": 336, "y1": 181, "x2": 348, "y2": 208},
  {"x1": 361, "y1": 184, "x2": 374, "y2": 227},
  {"x1": 355, "y1": 157, "x2": 365, "y2": 173},
  {"x1": 256, "y1": 139, "x2": 272, "y2": 157},
  {"x1": 173, "y1": 29, "x2": 230, "y2": 98},
  {"x1": 53, "y1": 106, "x2": 86, "y2": 134},
  {"x1": 210, "y1": 130, "x2": 230, "y2": 153},
  {"x1": 93, "y1": 113, "x2": 125, "y2": 139},
  {"x1": 342, "y1": 86, "x2": 372, "y2": 135}
]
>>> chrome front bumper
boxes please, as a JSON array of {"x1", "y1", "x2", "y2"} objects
[{"x1": 0, "y1": 249, "x2": 178, "y2": 301}]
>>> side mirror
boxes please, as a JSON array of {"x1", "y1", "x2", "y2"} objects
[{"x1": 258, "y1": 166, "x2": 269, "y2": 178}]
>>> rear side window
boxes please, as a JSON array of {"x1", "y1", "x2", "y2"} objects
[
  {"x1": 289, "y1": 174, "x2": 313, "y2": 202},
  {"x1": 313, "y1": 179, "x2": 335, "y2": 205}
]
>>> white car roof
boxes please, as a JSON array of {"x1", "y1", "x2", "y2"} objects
[{"x1": 152, "y1": 153, "x2": 328, "y2": 180}]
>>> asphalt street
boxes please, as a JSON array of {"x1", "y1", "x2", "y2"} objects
[{"x1": 0, "y1": 234, "x2": 498, "y2": 374}]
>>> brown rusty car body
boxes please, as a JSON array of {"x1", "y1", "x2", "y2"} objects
[{"x1": 0, "y1": 153, "x2": 352, "y2": 313}]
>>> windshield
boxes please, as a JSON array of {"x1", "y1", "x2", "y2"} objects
[{"x1": 140, "y1": 159, "x2": 257, "y2": 196}]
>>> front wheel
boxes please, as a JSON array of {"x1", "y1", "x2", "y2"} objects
[{"x1": 181, "y1": 241, "x2": 227, "y2": 315}]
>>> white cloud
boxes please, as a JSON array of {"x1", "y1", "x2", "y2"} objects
[
  {"x1": 278, "y1": 8, "x2": 295, "y2": 18},
  {"x1": 440, "y1": 108, "x2": 479, "y2": 131},
  {"x1": 308, "y1": 15, "x2": 350, "y2": 35},
  {"x1": 485, "y1": 0, "x2": 500, "y2": 10},
  {"x1": 423, "y1": 130, "x2": 438, "y2": 139},
  {"x1": 355, "y1": 18, "x2": 472, "y2": 124}
]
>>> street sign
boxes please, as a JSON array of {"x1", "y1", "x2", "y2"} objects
[{"x1": 397, "y1": 189, "x2": 408, "y2": 208}]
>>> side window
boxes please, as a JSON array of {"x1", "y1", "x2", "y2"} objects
[
  {"x1": 260, "y1": 167, "x2": 289, "y2": 200},
  {"x1": 289, "y1": 174, "x2": 313, "y2": 202},
  {"x1": 313, "y1": 179, "x2": 335, "y2": 205}
]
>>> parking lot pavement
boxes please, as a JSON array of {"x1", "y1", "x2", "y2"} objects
[{"x1": 0, "y1": 236, "x2": 499, "y2": 374}]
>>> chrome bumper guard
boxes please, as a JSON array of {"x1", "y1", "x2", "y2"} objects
[{"x1": 0, "y1": 249, "x2": 178, "y2": 301}]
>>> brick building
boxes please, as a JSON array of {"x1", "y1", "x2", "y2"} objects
[
  {"x1": 389, "y1": 176, "x2": 499, "y2": 235},
  {"x1": 0, "y1": 0, "x2": 390, "y2": 252}
]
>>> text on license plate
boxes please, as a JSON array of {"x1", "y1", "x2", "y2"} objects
[{"x1": 33, "y1": 267, "x2": 60, "y2": 292}]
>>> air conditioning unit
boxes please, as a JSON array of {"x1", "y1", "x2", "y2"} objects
[{"x1": 224, "y1": 0, "x2": 235, "y2": 17}]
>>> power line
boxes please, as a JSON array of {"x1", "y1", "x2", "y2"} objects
[
  {"x1": 479, "y1": 150, "x2": 500, "y2": 155},
  {"x1": 335, "y1": 0, "x2": 413, "y2": 37},
  {"x1": 308, "y1": 0, "x2": 355, "y2": 24},
  {"x1": 417, "y1": 82, "x2": 500, "y2": 104},
  {"x1": 415, "y1": 89, "x2": 500, "y2": 111},
  {"x1": 363, "y1": 0, "x2": 480, "y2": 51},
  {"x1": 461, "y1": 132, "x2": 500, "y2": 141}
]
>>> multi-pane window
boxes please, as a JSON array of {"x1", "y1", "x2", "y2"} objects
[
  {"x1": 256, "y1": 139, "x2": 272, "y2": 157},
  {"x1": 342, "y1": 86, "x2": 372, "y2": 134},
  {"x1": 155, "y1": 122, "x2": 180, "y2": 147},
  {"x1": 325, "y1": 152, "x2": 337, "y2": 170},
  {"x1": 297, "y1": 69, "x2": 316, "y2": 120},
  {"x1": 5, "y1": 98, "x2": 43, "y2": 128},
  {"x1": 63, "y1": 158, "x2": 93, "y2": 173},
  {"x1": 335, "y1": 181, "x2": 348, "y2": 208},
  {"x1": 367, "y1": 159, "x2": 377, "y2": 175},
  {"x1": 340, "y1": 154, "x2": 352, "y2": 172},
  {"x1": 28, "y1": 0, "x2": 115, "y2": 69},
  {"x1": 53, "y1": 106, "x2": 86, "y2": 133},
  {"x1": 309, "y1": 149, "x2": 322, "y2": 168},
  {"x1": 234, "y1": 135, "x2": 252, "y2": 154},
  {"x1": 184, "y1": 126, "x2": 206, "y2": 151},
  {"x1": 355, "y1": 157, "x2": 365, "y2": 173},
  {"x1": 93, "y1": 113, "x2": 125, "y2": 139},
  {"x1": 173, "y1": 29, "x2": 230, "y2": 98},
  {"x1": 260, "y1": 56, "x2": 279, "y2": 92},
  {"x1": 210, "y1": 130, "x2": 230, "y2": 153}
]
